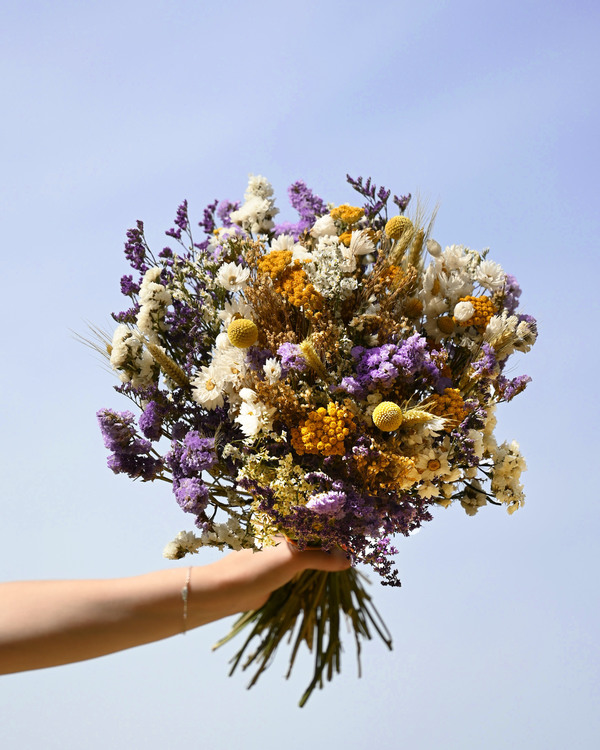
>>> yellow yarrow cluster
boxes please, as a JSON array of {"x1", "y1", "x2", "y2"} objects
[
  {"x1": 258, "y1": 250, "x2": 323, "y2": 312},
  {"x1": 330, "y1": 204, "x2": 364, "y2": 225},
  {"x1": 429, "y1": 388, "x2": 468, "y2": 429},
  {"x1": 338, "y1": 230, "x2": 353, "y2": 247},
  {"x1": 454, "y1": 295, "x2": 497, "y2": 332},
  {"x1": 291, "y1": 403, "x2": 355, "y2": 456},
  {"x1": 385, "y1": 215, "x2": 413, "y2": 240},
  {"x1": 354, "y1": 451, "x2": 419, "y2": 491}
]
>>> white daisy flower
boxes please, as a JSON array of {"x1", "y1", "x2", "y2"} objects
[
  {"x1": 350, "y1": 229, "x2": 375, "y2": 256},
  {"x1": 475, "y1": 260, "x2": 505, "y2": 291},
  {"x1": 263, "y1": 358, "x2": 282, "y2": 384},
  {"x1": 217, "y1": 299, "x2": 254, "y2": 326},
  {"x1": 215, "y1": 262, "x2": 250, "y2": 292},
  {"x1": 191, "y1": 364, "x2": 225, "y2": 410}
]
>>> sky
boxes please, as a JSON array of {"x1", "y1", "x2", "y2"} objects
[{"x1": 1, "y1": 0, "x2": 599, "y2": 747}]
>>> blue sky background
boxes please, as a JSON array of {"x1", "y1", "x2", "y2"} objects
[{"x1": 1, "y1": 0, "x2": 599, "y2": 747}]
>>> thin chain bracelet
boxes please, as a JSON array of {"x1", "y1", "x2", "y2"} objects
[{"x1": 181, "y1": 566, "x2": 193, "y2": 634}]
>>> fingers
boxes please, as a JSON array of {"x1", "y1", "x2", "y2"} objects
[{"x1": 292, "y1": 546, "x2": 352, "y2": 573}]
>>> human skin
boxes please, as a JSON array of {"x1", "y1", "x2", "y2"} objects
[{"x1": 0, "y1": 543, "x2": 350, "y2": 675}]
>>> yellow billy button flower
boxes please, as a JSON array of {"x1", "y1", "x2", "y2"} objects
[
  {"x1": 372, "y1": 401, "x2": 404, "y2": 432},
  {"x1": 385, "y1": 215, "x2": 413, "y2": 240},
  {"x1": 227, "y1": 318, "x2": 258, "y2": 348}
]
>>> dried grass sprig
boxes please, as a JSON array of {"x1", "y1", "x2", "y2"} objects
[{"x1": 146, "y1": 342, "x2": 190, "y2": 389}]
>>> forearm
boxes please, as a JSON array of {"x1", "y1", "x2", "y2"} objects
[
  {"x1": 0, "y1": 568, "x2": 194, "y2": 674},
  {"x1": 0, "y1": 544, "x2": 349, "y2": 675}
]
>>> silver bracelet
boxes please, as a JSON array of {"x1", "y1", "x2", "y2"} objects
[{"x1": 181, "y1": 566, "x2": 193, "y2": 634}]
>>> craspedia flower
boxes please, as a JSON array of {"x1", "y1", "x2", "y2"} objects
[
  {"x1": 227, "y1": 318, "x2": 258, "y2": 348},
  {"x1": 372, "y1": 401, "x2": 403, "y2": 431},
  {"x1": 385, "y1": 215, "x2": 413, "y2": 240}
]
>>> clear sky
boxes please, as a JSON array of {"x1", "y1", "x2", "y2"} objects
[{"x1": 1, "y1": 1, "x2": 599, "y2": 748}]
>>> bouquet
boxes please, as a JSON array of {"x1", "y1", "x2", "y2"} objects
[{"x1": 94, "y1": 174, "x2": 536, "y2": 705}]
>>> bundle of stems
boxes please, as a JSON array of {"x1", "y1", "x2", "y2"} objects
[{"x1": 213, "y1": 567, "x2": 393, "y2": 707}]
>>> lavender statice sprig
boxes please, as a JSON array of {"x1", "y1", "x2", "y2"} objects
[{"x1": 346, "y1": 174, "x2": 403, "y2": 227}]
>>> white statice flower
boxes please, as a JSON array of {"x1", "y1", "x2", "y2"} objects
[
  {"x1": 490, "y1": 440, "x2": 526, "y2": 512},
  {"x1": 230, "y1": 174, "x2": 279, "y2": 235},
  {"x1": 460, "y1": 480, "x2": 488, "y2": 516},
  {"x1": 245, "y1": 174, "x2": 274, "y2": 200},
  {"x1": 475, "y1": 259, "x2": 505, "y2": 291},
  {"x1": 482, "y1": 405, "x2": 498, "y2": 454},
  {"x1": 109, "y1": 325, "x2": 156, "y2": 388},
  {"x1": 303, "y1": 236, "x2": 356, "y2": 299},
  {"x1": 310, "y1": 214, "x2": 337, "y2": 238},
  {"x1": 350, "y1": 229, "x2": 375, "y2": 256},
  {"x1": 212, "y1": 516, "x2": 248, "y2": 551},
  {"x1": 454, "y1": 300, "x2": 475, "y2": 323},
  {"x1": 191, "y1": 363, "x2": 225, "y2": 410},
  {"x1": 136, "y1": 266, "x2": 172, "y2": 341},
  {"x1": 417, "y1": 482, "x2": 441, "y2": 499},
  {"x1": 469, "y1": 429, "x2": 485, "y2": 460},
  {"x1": 263, "y1": 357, "x2": 282, "y2": 384},
  {"x1": 162, "y1": 530, "x2": 203, "y2": 560},
  {"x1": 217, "y1": 298, "x2": 255, "y2": 326},
  {"x1": 215, "y1": 262, "x2": 250, "y2": 292}
]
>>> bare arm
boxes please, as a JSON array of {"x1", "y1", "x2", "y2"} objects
[{"x1": 0, "y1": 544, "x2": 350, "y2": 675}]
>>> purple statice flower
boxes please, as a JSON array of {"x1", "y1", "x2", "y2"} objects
[
  {"x1": 472, "y1": 342, "x2": 498, "y2": 377},
  {"x1": 173, "y1": 477, "x2": 210, "y2": 515},
  {"x1": 277, "y1": 342, "x2": 308, "y2": 374},
  {"x1": 288, "y1": 180, "x2": 327, "y2": 221},
  {"x1": 274, "y1": 180, "x2": 327, "y2": 239},
  {"x1": 165, "y1": 200, "x2": 189, "y2": 239},
  {"x1": 171, "y1": 421, "x2": 188, "y2": 441},
  {"x1": 503, "y1": 274, "x2": 522, "y2": 314},
  {"x1": 138, "y1": 401, "x2": 164, "y2": 441},
  {"x1": 124, "y1": 221, "x2": 148, "y2": 274},
  {"x1": 112, "y1": 305, "x2": 140, "y2": 324},
  {"x1": 216, "y1": 200, "x2": 240, "y2": 228},
  {"x1": 120, "y1": 274, "x2": 140, "y2": 296},
  {"x1": 346, "y1": 174, "x2": 402, "y2": 227},
  {"x1": 393, "y1": 193, "x2": 411, "y2": 212},
  {"x1": 337, "y1": 334, "x2": 448, "y2": 396},
  {"x1": 98, "y1": 409, "x2": 143, "y2": 452},
  {"x1": 496, "y1": 373, "x2": 532, "y2": 402},
  {"x1": 167, "y1": 432, "x2": 216, "y2": 477},
  {"x1": 198, "y1": 198, "x2": 219, "y2": 236},
  {"x1": 97, "y1": 409, "x2": 163, "y2": 480},
  {"x1": 245, "y1": 347, "x2": 272, "y2": 372},
  {"x1": 306, "y1": 491, "x2": 347, "y2": 517}
]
